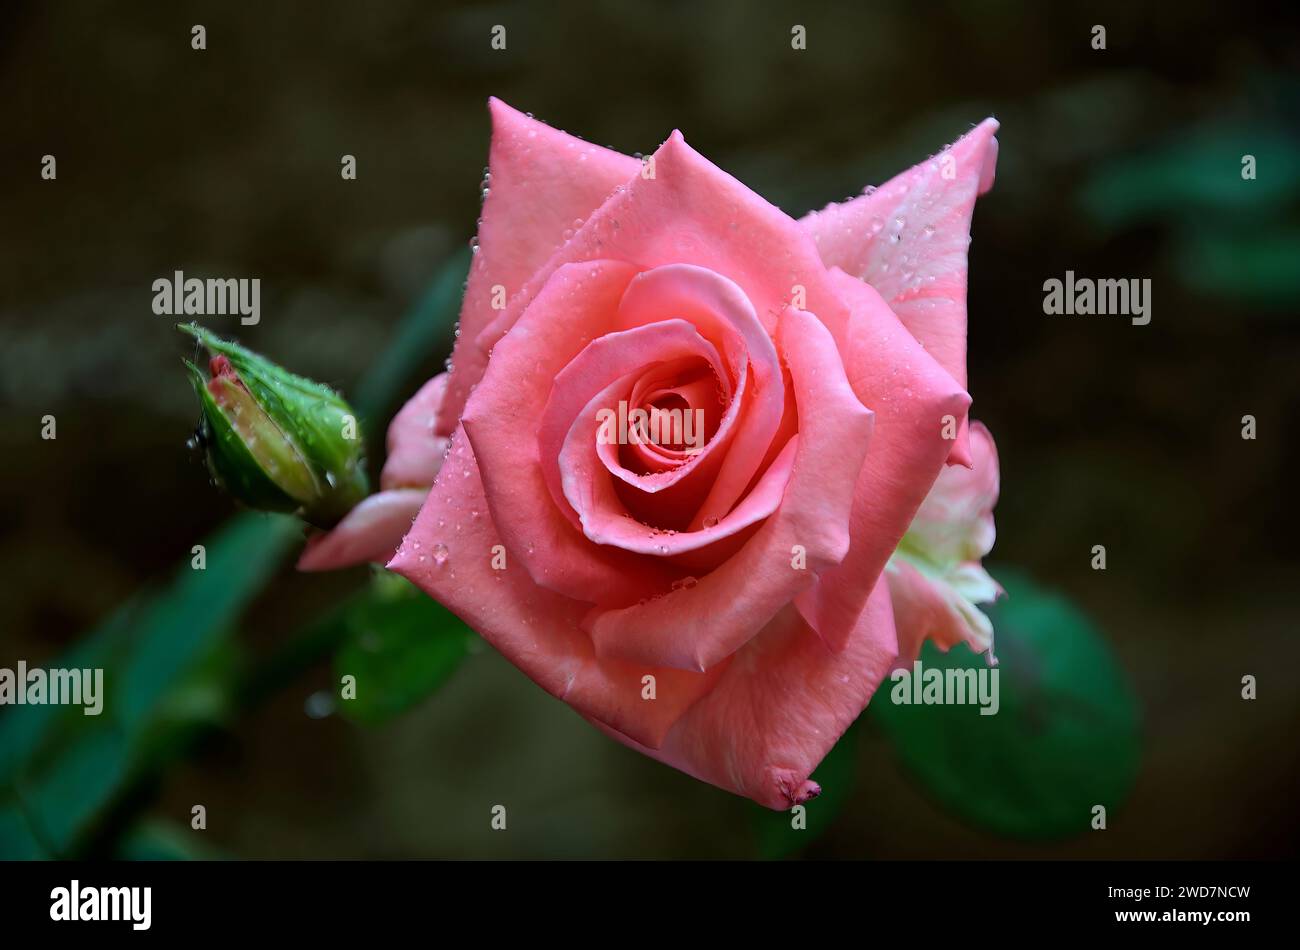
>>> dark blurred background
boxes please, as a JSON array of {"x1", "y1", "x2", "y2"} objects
[{"x1": 1, "y1": 0, "x2": 1298, "y2": 858}]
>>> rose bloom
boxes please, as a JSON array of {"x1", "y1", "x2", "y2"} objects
[{"x1": 302, "y1": 99, "x2": 1002, "y2": 809}]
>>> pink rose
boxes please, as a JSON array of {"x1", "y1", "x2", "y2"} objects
[{"x1": 303, "y1": 99, "x2": 1002, "y2": 809}]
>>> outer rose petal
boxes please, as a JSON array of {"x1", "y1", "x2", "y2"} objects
[
  {"x1": 801, "y1": 118, "x2": 999, "y2": 465},
  {"x1": 380, "y1": 373, "x2": 450, "y2": 491},
  {"x1": 435, "y1": 99, "x2": 641, "y2": 436},
  {"x1": 297, "y1": 489, "x2": 426, "y2": 572},
  {"x1": 887, "y1": 559, "x2": 998, "y2": 661},
  {"x1": 901, "y1": 420, "x2": 999, "y2": 565},
  {"x1": 388, "y1": 428, "x2": 722, "y2": 750},
  {"x1": 887, "y1": 420, "x2": 1001, "y2": 658},
  {"x1": 474, "y1": 128, "x2": 861, "y2": 373},
  {"x1": 794, "y1": 268, "x2": 970, "y2": 651},
  {"x1": 594, "y1": 579, "x2": 899, "y2": 810}
]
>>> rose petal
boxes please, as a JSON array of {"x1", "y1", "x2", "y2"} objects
[
  {"x1": 615, "y1": 265, "x2": 786, "y2": 529},
  {"x1": 801, "y1": 118, "x2": 999, "y2": 465},
  {"x1": 297, "y1": 489, "x2": 427, "y2": 572},
  {"x1": 903, "y1": 420, "x2": 1000, "y2": 565},
  {"x1": 388, "y1": 428, "x2": 722, "y2": 750},
  {"x1": 594, "y1": 578, "x2": 898, "y2": 810},
  {"x1": 473, "y1": 129, "x2": 862, "y2": 380},
  {"x1": 584, "y1": 307, "x2": 873, "y2": 672},
  {"x1": 621, "y1": 360, "x2": 725, "y2": 471},
  {"x1": 538, "y1": 319, "x2": 728, "y2": 525},
  {"x1": 887, "y1": 420, "x2": 1001, "y2": 658},
  {"x1": 562, "y1": 370, "x2": 797, "y2": 557},
  {"x1": 887, "y1": 559, "x2": 997, "y2": 660},
  {"x1": 794, "y1": 268, "x2": 970, "y2": 651},
  {"x1": 567, "y1": 370, "x2": 724, "y2": 543},
  {"x1": 460, "y1": 259, "x2": 681, "y2": 606},
  {"x1": 380, "y1": 372, "x2": 451, "y2": 491},
  {"x1": 434, "y1": 99, "x2": 642, "y2": 436}
]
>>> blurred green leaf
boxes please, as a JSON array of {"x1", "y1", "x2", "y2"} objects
[
  {"x1": 0, "y1": 796, "x2": 49, "y2": 859},
  {"x1": 870, "y1": 567, "x2": 1140, "y2": 840},
  {"x1": 116, "y1": 516, "x2": 301, "y2": 728},
  {"x1": 749, "y1": 722, "x2": 860, "y2": 859},
  {"x1": 0, "y1": 514, "x2": 298, "y2": 857},
  {"x1": 334, "y1": 573, "x2": 475, "y2": 725},
  {"x1": 115, "y1": 819, "x2": 228, "y2": 861},
  {"x1": 18, "y1": 727, "x2": 132, "y2": 855},
  {"x1": 0, "y1": 611, "x2": 126, "y2": 788},
  {"x1": 1175, "y1": 228, "x2": 1300, "y2": 304},
  {"x1": 1081, "y1": 122, "x2": 1300, "y2": 227}
]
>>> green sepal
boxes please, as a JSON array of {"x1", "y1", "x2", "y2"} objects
[{"x1": 184, "y1": 360, "x2": 302, "y2": 516}]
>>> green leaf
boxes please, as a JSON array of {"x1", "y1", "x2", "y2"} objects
[
  {"x1": 334, "y1": 573, "x2": 475, "y2": 725},
  {"x1": 115, "y1": 515, "x2": 301, "y2": 728},
  {"x1": 1080, "y1": 122, "x2": 1300, "y2": 227},
  {"x1": 115, "y1": 819, "x2": 228, "y2": 861},
  {"x1": 0, "y1": 797, "x2": 50, "y2": 859},
  {"x1": 870, "y1": 566, "x2": 1140, "y2": 840},
  {"x1": 749, "y1": 722, "x2": 860, "y2": 859},
  {"x1": 0, "y1": 514, "x2": 298, "y2": 857},
  {"x1": 17, "y1": 727, "x2": 132, "y2": 856},
  {"x1": 1175, "y1": 228, "x2": 1300, "y2": 305}
]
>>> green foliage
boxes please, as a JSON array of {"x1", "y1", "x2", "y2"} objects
[
  {"x1": 1081, "y1": 118, "x2": 1300, "y2": 306},
  {"x1": 1081, "y1": 123, "x2": 1300, "y2": 226},
  {"x1": 871, "y1": 567, "x2": 1141, "y2": 840},
  {"x1": 0, "y1": 514, "x2": 299, "y2": 858},
  {"x1": 334, "y1": 573, "x2": 476, "y2": 726},
  {"x1": 0, "y1": 254, "x2": 470, "y2": 859}
]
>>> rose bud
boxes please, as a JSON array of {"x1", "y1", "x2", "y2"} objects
[{"x1": 180, "y1": 323, "x2": 368, "y2": 528}]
